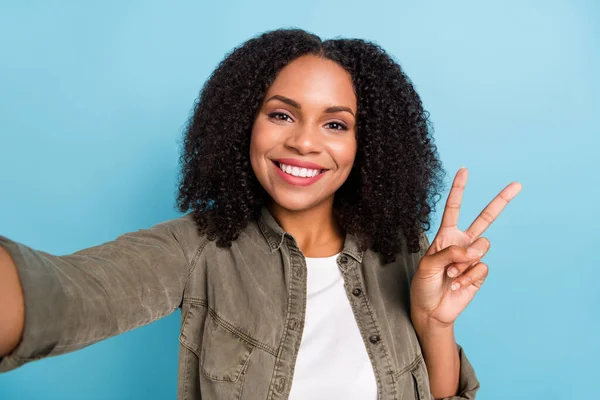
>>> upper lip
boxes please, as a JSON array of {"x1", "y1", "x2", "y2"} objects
[{"x1": 274, "y1": 158, "x2": 327, "y2": 170}]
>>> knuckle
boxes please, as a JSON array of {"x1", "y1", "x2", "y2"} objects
[
  {"x1": 480, "y1": 211, "x2": 496, "y2": 224},
  {"x1": 465, "y1": 230, "x2": 476, "y2": 241}
]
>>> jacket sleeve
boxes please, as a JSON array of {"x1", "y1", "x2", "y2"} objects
[
  {"x1": 417, "y1": 232, "x2": 481, "y2": 400},
  {"x1": 439, "y1": 344, "x2": 480, "y2": 399},
  {"x1": 0, "y1": 215, "x2": 199, "y2": 373}
]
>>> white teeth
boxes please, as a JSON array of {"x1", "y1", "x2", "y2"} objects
[{"x1": 278, "y1": 163, "x2": 320, "y2": 178}]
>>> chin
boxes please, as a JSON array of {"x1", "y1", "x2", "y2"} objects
[{"x1": 269, "y1": 192, "x2": 326, "y2": 212}]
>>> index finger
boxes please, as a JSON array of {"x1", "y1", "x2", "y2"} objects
[
  {"x1": 439, "y1": 167, "x2": 469, "y2": 229},
  {"x1": 465, "y1": 181, "x2": 522, "y2": 239}
]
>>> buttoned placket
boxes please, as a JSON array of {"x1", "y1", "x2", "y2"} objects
[
  {"x1": 267, "y1": 235, "x2": 308, "y2": 399},
  {"x1": 338, "y1": 252, "x2": 397, "y2": 399},
  {"x1": 266, "y1": 237, "x2": 398, "y2": 400}
]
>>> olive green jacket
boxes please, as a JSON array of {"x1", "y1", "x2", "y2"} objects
[{"x1": 0, "y1": 208, "x2": 479, "y2": 399}]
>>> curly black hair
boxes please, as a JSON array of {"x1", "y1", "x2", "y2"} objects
[{"x1": 177, "y1": 28, "x2": 445, "y2": 263}]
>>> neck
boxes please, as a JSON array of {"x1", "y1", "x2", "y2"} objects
[{"x1": 268, "y1": 198, "x2": 344, "y2": 257}]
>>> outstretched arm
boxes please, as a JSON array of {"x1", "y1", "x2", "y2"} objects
[{"x1": 0, "y1": 215, "x2": 200, "y2": 372}]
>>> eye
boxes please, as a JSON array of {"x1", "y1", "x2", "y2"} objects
[
  {"x1": 268, "y1": 112, "x2": 293, "y2": 122},
  {"x1": 325, "y1": 121, "x2": 348, "y2": 131}
]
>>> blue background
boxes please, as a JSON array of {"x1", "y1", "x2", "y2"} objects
[{"x1": 0, "y1": 1, "x2": 598, "y2": 399}]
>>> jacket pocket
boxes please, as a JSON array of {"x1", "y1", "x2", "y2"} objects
[
  {"x1": 199, "y1": 312, "x2": 254, "y2": 382},
  {"x1": 179, "y1": 303, "x2": 255, "y2": 399},
  {"x1": 410, "y1": 356, "x2": 431, "y2": 400},
  {"x1": 393, "y1": 354, "x2": 432, "y2": 400}
]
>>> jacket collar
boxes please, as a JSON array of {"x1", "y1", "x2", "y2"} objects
[
  {"x1": 257, "y1": 206, "x2": 363, "y2": 263},
  {"x1": 257, "y1": 206, "x2": 287, "y2": 252}
]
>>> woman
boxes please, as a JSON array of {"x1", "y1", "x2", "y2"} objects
[{"x1": 0, "y1": 28, "x2": 521, "y2": 399}]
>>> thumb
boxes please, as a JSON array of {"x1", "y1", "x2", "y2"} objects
[{"x1": 423, "y1": 244, "x2": 484, "y2": 272}]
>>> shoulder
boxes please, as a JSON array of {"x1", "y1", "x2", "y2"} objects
[{"x1": 142, "y1": 213, "x2": 209, "y2": 266}]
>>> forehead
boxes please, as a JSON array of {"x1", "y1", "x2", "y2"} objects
[{"x1": 265, "y1": 55, "x2": 356, "y2": 109}]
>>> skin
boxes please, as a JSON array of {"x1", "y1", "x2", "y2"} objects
[
  {"x1": 250, "y1": 55, "x2": 523, "y2": 398},
  {"x1": 410, "y1": 169, "x2": 522, "y2": 398},
  {"x1": 0, "y1": 246, "x2": 24, "y2": 357},
  {"x1": 250, "y1": 55, "x2": 357, "y2": 257}
]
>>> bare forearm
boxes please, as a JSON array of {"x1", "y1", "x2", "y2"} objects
[
  {"x1": 0, "y1": 246, "x2": 24, "y2": 357},
  {"x1": 413, "y1": 318, "x2": 460, "y2": 399}
]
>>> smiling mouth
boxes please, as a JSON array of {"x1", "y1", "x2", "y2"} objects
[{"x1": 273, "y1": 161, "x2": 327, "y2": 178}]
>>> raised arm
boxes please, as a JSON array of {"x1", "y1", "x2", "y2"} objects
[{"x1": 0, "y1": 215, "x2": 201, "y2": 372}]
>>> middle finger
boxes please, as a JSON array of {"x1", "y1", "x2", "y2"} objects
[{"x1": 465, "y1": 181, "x2": 522, "y2": 239}]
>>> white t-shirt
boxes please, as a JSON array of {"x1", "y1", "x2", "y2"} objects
[{"x1": 288, "y1": 253, "x2": 378, "y2": 400}]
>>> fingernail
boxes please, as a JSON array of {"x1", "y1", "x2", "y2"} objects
[
  {"x1": 447, "y1": 267, "x2": 458, "y2": 278},
  {"x1": 467, "y1": 247, "x2": 483, "y2": 258},
  {"x1": 451, "y1": 282, "x2": 461, "y2": 291}
]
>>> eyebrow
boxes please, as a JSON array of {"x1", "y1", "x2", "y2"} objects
[{"x1": 265, "y1": 95, "x2": 355, "y2": 117}]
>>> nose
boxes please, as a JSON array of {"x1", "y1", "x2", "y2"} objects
[{"x1": 284, "y1": 123, "x2": 323, "y2": 155}]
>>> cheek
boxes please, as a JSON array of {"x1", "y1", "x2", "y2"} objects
[
  {"x1": 330, "y1": 137, "x2": 357, "y2": 172},
  {"x1": 249, "y1": 134, "x2": 262, "y2": 178},
  {"x1": 249, "y1": 121, "x2": 276, "y2": 173}
]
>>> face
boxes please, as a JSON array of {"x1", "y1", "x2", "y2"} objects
[{"x1": 250, "y1": 55, "x2": 358, "y2": 212}]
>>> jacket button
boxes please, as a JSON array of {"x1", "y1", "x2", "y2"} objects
[
  {"x1": 339, "y1": 255, "x2": 349, "y2": 264},
  {"x1": 352, "y1": 288, "x2": 362, "y2": 296},
  {"x1": 369, "y1": 334, "x2": 381, "y2": 344},
  {"x1": 288, "y1": 318, "x2": 299, "y2": 331}
]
